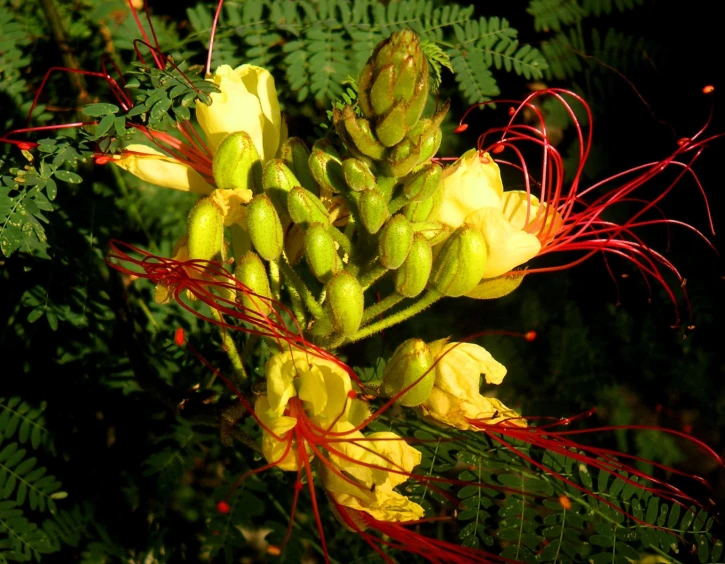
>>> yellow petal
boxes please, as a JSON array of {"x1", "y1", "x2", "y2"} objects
[
  {"x1": 197, "y1": 64, "x2": 282, "y2": 161},
  {"x1": 297, "y1": 365, "x2": 328, "y2": 417},
  {"x1": 365, "y1": 431, "x2": 421, "y2": 488},
  {"x1": 464, "y1": 207, "x2": 542, "y2": 278},
  {"x1": 112, "y1": 144, "x2": 214, "y2": 194},
  {"x1": 264, "y1": 354, "x2": 298, "y2": 416},
  {"x1": 430, "y1": 340, "x2": 506, "y2": 395},
  {"x1": 501, "y1": 190, "x2": 564, "y2": 245},
  {"x1": 430, "y1": 149, "x2": 503, "y2": 229},
  {"x1": 210, "y1": 188, "x2": 253, "y2": 226}
]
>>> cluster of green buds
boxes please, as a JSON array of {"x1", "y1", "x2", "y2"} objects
[{"x1": 177, "y1": 30, "x2": 500, "y2": 348}]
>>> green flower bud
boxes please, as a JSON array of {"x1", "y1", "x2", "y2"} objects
[
  {"x1": 357, "y1": 63, "x2": 375, "y2": 119},
  {"x1": 379, "y1": 214, "x2": 414, "y2": 269},
  {"x1": 212, "y1": 131, "x2": 262, "y2": 193},
  {"x1": 281, "y1": 137, "x2": 318, "y2": 194},
  {"x1": 382, "y1": 339, "x2": 434, "y2": 406},
  {"x1": 309, "y1": 139, "x2": 347, "y2": 194},
  {"x1": 187, "y1": 198, "x2": 224, "y2": 261},
  {"x1": 358, "y1": 189, "x2": 390, "y2": 234},
  {"x1": 385, "y1": 139, "x2": 421, "y2": 179},
  {"x1": 287, "y1": 186, "x2": 330, "y2": 228},
  {"x1": 405, "y1": 74, "x2": 429, "y2": 127},
  {"x1": 246, "y1": 194, "x2": 284, "y2": 261},
  {"x1": 375, "y1": 103, "x2": 407, "y2": 147},
  {"x1": 370, "y1": 64, "x2": 396, "y2": 116},
  {"x1": 326, "y1": 272, "x2": 364, "y2": 336},
  {"x1": 417, "y1": 126, "x2": 442, "y2": 165},
  {"x1": 403, "y1": 163, "x2": 442, "y2": 201},
  {"x1": 234, "y1": 251, "x2": 272, "y2": 317},
  {"x1": 304, "y1": 223, "x2": 340, "y2": 283},
  {"x1": 262, "y1": 159, "x2": 302, "y2": 221},
  {"x1": 342, "y1": 158, "x2": 377, "y2": 192},
  {"x1": 335, "y1": 106, "x2": 386, "y2": 161},
  {"x1": 394, "y1": 233, "x2": 432, "y2": 298},
  {"x1": 430, "y1": 226, "x2": 487, "y2": 297}
]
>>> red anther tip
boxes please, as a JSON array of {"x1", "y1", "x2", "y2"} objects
[
  {"x1": 347, "y1": 390, "x2": 357, "y2": 399},
  {"x1": 216, "y1": 500, "x2": 230, "y2": 514},
  {"x1": 174, "y1": 327, "x2": 185, "y2": 347},
  {"x1": 508, "y1": 107, "x2": 516, "y2": 116},
  {"x1": 95, "y1": 155, "x2": 112, "y2": 165},
  {"x1": 294, "y1": 481, "x2": 304, "y2": 491},
  {"x1": 558, "y1": 495, "x2": 572, "y2": 510},
  {"x1": 491, "y1": 144, "x2": 505, "y2": 154},
  {"x1": 454, "y1": 123, "x2": 469, "y2": 133},
  {"x1": 524, "y1": 331, "x2": 537, "y2": 342},
  {"x1": 677, "y1": 137, "x2": 690, "y2": 147},
  {"x1": 703, "y1": 85, "x2": 715, "y2": 94},
  {"x1": 687, "y1": 324, "x2": 696, "y2": 330},
  {"x1": 17, "y1": 142, "x2": 35, "y2": 151}
]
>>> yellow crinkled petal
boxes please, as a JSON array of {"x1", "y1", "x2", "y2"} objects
[
  {"x1": 297, "y1": 364, "x2": 328, "y2": 417},
  {"x1": 317, "y1": 362, "x2": 352, "y2": 423},
  {"x1": 210, "y1": 188, "x2": 253, "y2": 226},
  {"x1": 197, "y1": 64, "x2": 282, "y2": 161},
  {"x1": 255, "y1": 396, "x2": 301, "y2": 470},
  {"x1": 264, "y1": 354, "x2": 298, "y2": 416},
  {"x1": 421, "y1": 388, "x2": 525, "y2": 430},
  {"x1": 365, "y1": 431, "x2": 421, "y2": 489},
  {"x1": 464, "y1": 207, "x2": 542, "y2": 279},
  {"x1": 430, "y1": 149, "x2": 504, "y2": 229},
  {"x1": 347, "y1": 398, "x2": 370, "y2": 428},
  {"x1": 501, "y1": 190, "x2": 564, "y2": 247},
  {"x1": 429, "y1": 340, "x2": 507, "y2": 396},
  {"x1": 325, "y1": 422, "x2": 375, "y2": 485},
  {"x1": 112, "y1": 144, "x2": 214, "y2": 194}
]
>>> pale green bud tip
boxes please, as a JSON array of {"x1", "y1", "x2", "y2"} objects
[
  {"x1": 309, "y1": 140, "x2": 346, "y2": 194},
  {"x1": 304, "y1": 223, "x2": 339, "y2": 283},
  {"x1": 234, "y1": 251, "x2": 272, "y2": 316},
  {"x1": 394, "y1": 233, "x2": 432, "y2": 298},
  {"x1": 212, "y1": 131, "x2": 262, "y2": 193},
  {"x1": 342, "y1": 158, "x2": 377, "y2": 192},
  {"x1": 326, "y1": 272, "x2": 364, "y2": 336},
  {"x1": 262, "y1": 158, "x2": 301, "y2": 218},
  {"x1": 379, "y1": 214, "x2": 414, "y2": 269},
  {"x1": 246, "y1": 194, "x2": 284, "y2": 261},
  {"x1": 382, "y1": 338, "x2": 434, "y2": 406},
  {"x1": 187, "y1": 197, "x2": 224, "y2": 261},
  {"x1": 281, "y1": 137, "x2": 318, "y2": 194},
  {"x1": 430, "y1": 226, "x2": 487, "y2": 297}
]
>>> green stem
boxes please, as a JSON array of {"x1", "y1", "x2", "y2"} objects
[
  {"x1": 361, "y1": 293, "x2": 404, "y2": 325},
  {"x1": 269, "y1": 258, "x2": 281, "y2": 299},
  {"x1": 341, "y1": 289, "x2": 442, "y2": 346},
  {"x1": 210, "y1": 309, "x2": 248, "y2": 387},
  {"x1": 327, "y1": 225, "x2": 352, "y2": 257},
  {"x1": 387, "y1": 193, "x2": 409, "y2": 215},
  {"x1": 285, "y1": 279, "x2": 307, "y2": 327},
  {"x1": 279, "y1": 260, "x2": 325, "y2": 319},
  {"x1": 358, "y1": 261, "x2": 388, "y2": 290}
]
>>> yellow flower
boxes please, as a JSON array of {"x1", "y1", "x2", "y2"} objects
[
  {"x1": 113, "y1": 64, "x2": 282, "y2": 194},
  {"x1": 196, "y1": 64, "x2": 283, "y2": 161},
  {"x1": 419, "y1": 339, "x2": 525, "y2": 430},
  {"x1": 320, "y1": 429, "x2": 424, "y2": 522},
  {"x1": 430, "y1": 149, "x2": 563, "y2": 282}
]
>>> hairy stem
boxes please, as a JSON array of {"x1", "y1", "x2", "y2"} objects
[
  {"x1": 210, "y1": 308, "x2": 248, "y2": 386},
  {"x1": 361, "y1": 293, "x2": 404, "y2": 325},
  {"x1": 280, "y1": 260, "x2": 325, "y2": 319}
]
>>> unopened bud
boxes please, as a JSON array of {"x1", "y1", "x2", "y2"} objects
[
  {"x1": 412, "y1": 221, "x2": 450, "y2": 246},
  {"x1": 326, "y1": 272, "x2": 364, "y2": 336},
  {"x1": 370, "y1": 64, "x2": 396, "y2": 116},
  {"x1": 337, "y1": 106, "x2": 386, "y2": 161},
  {"x1": 386, "y1": 139, "x2": 420, "y2": 178},
  {"x1": 342, "y1": 158, "x2": 376, "y2": 192},
  {"x1": 375, "y1": 103, "x2": 407, "y2": 147},
  {"x1": 430, "y1": 226, "x2": 486, "y2": 297},
  {"x1": 234, "y1": 252, "x2": 272, "y2": 317},
  {"x1": 394, "y1": 233, "x2": 432, "y2": 298},
  {"x1": 382, "y1": 339, "x2": 434, "y2": 406},
  {"x1": 212, "y1": 131, "x2": 262, "y2": 193},
  {"x1": 417, "y1": 126, "x2": 442, "y2": 165},
  {"x1": 281, "y1": 137, "x2": 318, "y2": 194},
  {"x1": 246, "y1": 194, "x2": 284, "y2": 261},
  {"x1": 403, "y1": 163, "x2": 441, "y2": 201},
  {"x1": 262, "y1": 159, "x2": 301, "y2": 221},
  {"x1": 187, "y1": 198, "x2": 224, "y2": 261},
  {"x1": 379, "y1": 214, "x2": 414, "y2": 269},
  {"x1": 358, "y1": 189, "x2": 389, "y2": 234},
  {"x1": 287, "y1": 186, "x2": 330, "y2": 228},
  {"x1": 309, "y1": 139, "x2": 347, "y2": 194},
  {"x1": 304, "y1": 223, "x2": 340, "y2": 283}
]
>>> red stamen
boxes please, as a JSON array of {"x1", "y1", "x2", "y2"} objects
[{"x1": 216, "y1": 500, "x2": 230, "y2": 514}]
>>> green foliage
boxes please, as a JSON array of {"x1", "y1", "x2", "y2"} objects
[{"x1": 184, "y1": 0, "x2": 546, "y2": 106}]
